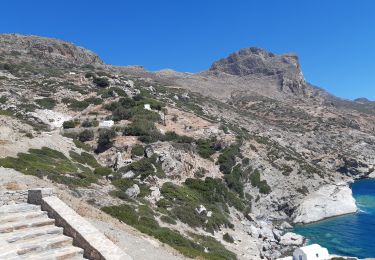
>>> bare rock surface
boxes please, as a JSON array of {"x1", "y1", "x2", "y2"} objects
[
  {"x1": 293, "y1": 183, "x2": 358, "y2": 224},
  {"x1": 279, "y1": 232, "x2": 304, "y2": 246}
]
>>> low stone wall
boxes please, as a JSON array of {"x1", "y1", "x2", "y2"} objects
[
  {"x1": 0, "y1": 190, "x2": 28, "y2": 206},
  {"x1": 28, "y1": 189, "x2": 131, "y2": 260}
]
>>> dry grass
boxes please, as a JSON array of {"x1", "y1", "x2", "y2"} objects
[{"x1": 3, "y1": 181, "x2": 22, "y2": 190}]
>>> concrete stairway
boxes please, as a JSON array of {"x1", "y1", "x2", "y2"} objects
[{"x1": 0, "y1": 203, "x2": 84, "y2": 260}]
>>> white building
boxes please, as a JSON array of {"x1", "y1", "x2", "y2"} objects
[
  {"x1": 144, "y1": 104, "x2": 151, "y2": 111},
  {"x1": 99, "y1": 120, "x2": 114, "y2": 128},
  {"x1": 293, "y1": 244, "x2": 329, "y2": 260}
]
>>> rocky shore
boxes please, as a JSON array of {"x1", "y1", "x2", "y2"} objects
[{"x1": 292, "y1": 182, "x2": 357, "y2": 224}]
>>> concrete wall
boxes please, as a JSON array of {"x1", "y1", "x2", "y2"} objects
[{"x1": 28, "y1": 189, "x2": 131, "y2": 260}]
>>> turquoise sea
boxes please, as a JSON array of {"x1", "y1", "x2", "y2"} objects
[{"x1": 293, "y1": 179, "x2": 375, "y2": 258}]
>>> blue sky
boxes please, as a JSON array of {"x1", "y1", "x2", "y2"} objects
[{"x1": 1, "y1": 0, "x2": 374, "y2": 100}]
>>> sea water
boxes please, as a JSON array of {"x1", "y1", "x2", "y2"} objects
[{"x1": 293, "y1": 179, "x2": 375, "y2": 258}]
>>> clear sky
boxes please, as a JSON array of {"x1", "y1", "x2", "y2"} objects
[{"x1": 1, "y1": 0, "x2": 374, "y2": 100}]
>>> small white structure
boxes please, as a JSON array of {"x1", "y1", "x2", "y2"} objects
[
  {"x1": 99, "y1": 120, "x2": 114, "y2": 128},
  {"x1": 144, "y1": 104, "x2": 151, "y2": 111},
  {"x1": 293, "y1": 244, "x2": 329, "y2": 260},
  {"x1": 195, "y1": 205, "x2": 207, "y2": 215}
]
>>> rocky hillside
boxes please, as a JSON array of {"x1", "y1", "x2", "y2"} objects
[
  {"x1": 0, "y1": 34, "x2": 103, "y2": 67},
  {"x1": 0, "y1": 34, "x2": 374, "y2": 260}
]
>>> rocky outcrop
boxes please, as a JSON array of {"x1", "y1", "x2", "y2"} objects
[
  {"x1": 279, "y1": 232, "x2": 304, "y2": 246},
  {"x1": 125, "y1": 184, "x2": 140, "y2": 198},
  {"x1": 293, "y1": 183, "x2": 357, "y2": 224},
  {"x1": 0, "y1": 34, "x2": 103, "y2": 67},
  {"x1": 209, "y1": 47, "x2": 307, "y2": 95}
]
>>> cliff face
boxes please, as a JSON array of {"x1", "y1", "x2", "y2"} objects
[
  {"x1": 209, "y1": 47, "x2": 307, "y2": 95},
  {"x1": 208, "y1": 47, "x2": 306, "y2": 96},
  {"x1": 0, "y1": 34, "x2": 103, "y2": 67}
]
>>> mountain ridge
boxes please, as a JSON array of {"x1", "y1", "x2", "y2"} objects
[
  {"x1": 0, "y1": 33, "x2": 371, "y2": 102},
  {"x1": 0, "y1": 33, "x2": 103, "y2": 67}
]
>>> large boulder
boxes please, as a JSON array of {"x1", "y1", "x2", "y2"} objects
[
  {"x1": 125, "y1": 184, "x2": 140, "y2": 198},
  {"x1": 293, "y1": 183, "x2": 357, "y2": 224},
  {"x1": 279, "y1": 232, "x2": 304, "y2": 246}
]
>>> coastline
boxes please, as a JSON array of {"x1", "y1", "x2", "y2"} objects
[{"x1": 291, "y1": 178, "x2": 375, "y2": 259}]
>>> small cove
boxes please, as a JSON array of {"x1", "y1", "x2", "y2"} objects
[{"x1": 293, "y1": 179, "x2": 375, "y2": 258}]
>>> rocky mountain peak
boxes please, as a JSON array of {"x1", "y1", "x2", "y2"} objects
[
  {"x1": 208, "y1": 47, "x2": 307, "y2": 96},
  {"x1": 0, "y1": 34, "x2": 103, "y2": 67},
  {"x1": 354, "y1": 97, "x2": 373, "y2": 103}
]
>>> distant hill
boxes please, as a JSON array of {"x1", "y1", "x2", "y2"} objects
[{"x1": 0, "y1": 34, "x2": 103, "y2": 67}]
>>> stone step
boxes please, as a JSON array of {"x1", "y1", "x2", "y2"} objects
[
  {"x1": 0, "y1": 216, "x2": 55, "y2": 234},
  {"x1": 13, "y1": 233, "x2": 73, "y2": 256},
  {"x1": 0, "y1": 203, "x2": 41, "y2": 215},
  {"x1": 16, "y1": 245, "x2": 84, "y2": 260},
  {"x1": 0, "y1": 209, "x2": 48, "y2": 224},
  {"x1": 1, "y1": 224, "x2": 63, "y2": 243}
]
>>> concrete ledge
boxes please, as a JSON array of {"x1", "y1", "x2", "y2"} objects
[
  {"x1": 28, "y1": 188, "x2": 55, "y2": 204},
  {"x1": 41, "y1": 196, "x2": 132, "y2": 260},
  {"x1": 26, "y1": 189, "x2": 131, "y2": 260}
]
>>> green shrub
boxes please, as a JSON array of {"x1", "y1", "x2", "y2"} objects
[
  {"x1": 0, "y1": 147, "x2": 97, "y2": 187},
  {"x1": 217, "y1": 144, "x2": 241, "y2": 174},
  {"x1": 131, "y1": 144, "x2": 144, "y2": 157},
  {"x1": 78, "y1": 129, "x2": 94, "y2": 142},
  {"x1": 196, "y1": 138, "x2": 219, "y2": 159},
  {"x1": 0, "y1": 63, "x2": 18, "y2": 73},
  {"x1": 81, "y1": 120, "x2": 99, "y2": 128},
  {"x1": 242, "y1": 158, "x2": 250, "y2": 165},
  {"x1": 93, "y1": 77, "x2": 110, "y2": 88},
  {"x1": 112, "y1": 107, "x2": 134, "y2": 121},
  {"x1": 118, "y1": 156, "x2": 164, "y2": 180},
  {"x1": 68, "y1": 99, "x2": 90, "y2": 111},
  {"x1": 223, "y1": 233, "x2": 234, "y2": 243},
  {"x1": 0, "y1": 96, "x2": 7, "y2": 104},
  {"x1": 35, "y1": 98, "x2": 56, "y2": 109},
  {"x1": 63, "y1": 120, "x2": 76, "y2": 129},
  {"x1": 123, "y1": 119, "x2": 156, "y2": 136},
  {"x1": 73, "y1": 139, "x2": 92, "y2": 152},
  {"x1": 84, "y1": 97, "x2": 103, "y2": 105},
  {"x1": 159, "y1": 178, "x2": 245, "y2": 233},
  {"x1": 69, "y1": 151, "x2": 100, "y2": 168},
  {"x1": 112, "y1": 178, "x2": 135, "y2": 192},
  {"x1": 102, "y1": 204, "x2": 236, "y2": 259},
  {"x1": 0, "y1": 109, "x2": 14, "y2": 117},
  {"x1": 96, "y1": 128, "x2": 116, "y2": 153},
  {"x1": 160, "y1": 215, "x2": 177, "y2": 225},
  {"x1": 164, "y1": 131, "x2": 194, "y2": 143},
  {"x1": 137, "y1": 131, "x2": 165, "y2": 144},
  {"x1": 250, "y1": 170, "x2": 271, "y2": 194},
  {"x1": 110, "y1": 87, "x2": 127, "y2": 97},
  {"x1": 100, "y1": 89, "x2": 116, "y2": 99},
  {"x1": 94, "y1": 167, "x2": 112, "y2": 176},
  {"x1": 224, "y1": 164, "x2": 245, "y2": 197},
  {"x1": 85, "y1": 72, "x2": 96, "y2": 78},
  {"x1": 219, "y1": 124, "x2": 229, "y2": 134}
]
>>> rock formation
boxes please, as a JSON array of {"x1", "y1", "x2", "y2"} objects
[{"x1": 293, "y1": 183, "x2": 358, "y2": 224}]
